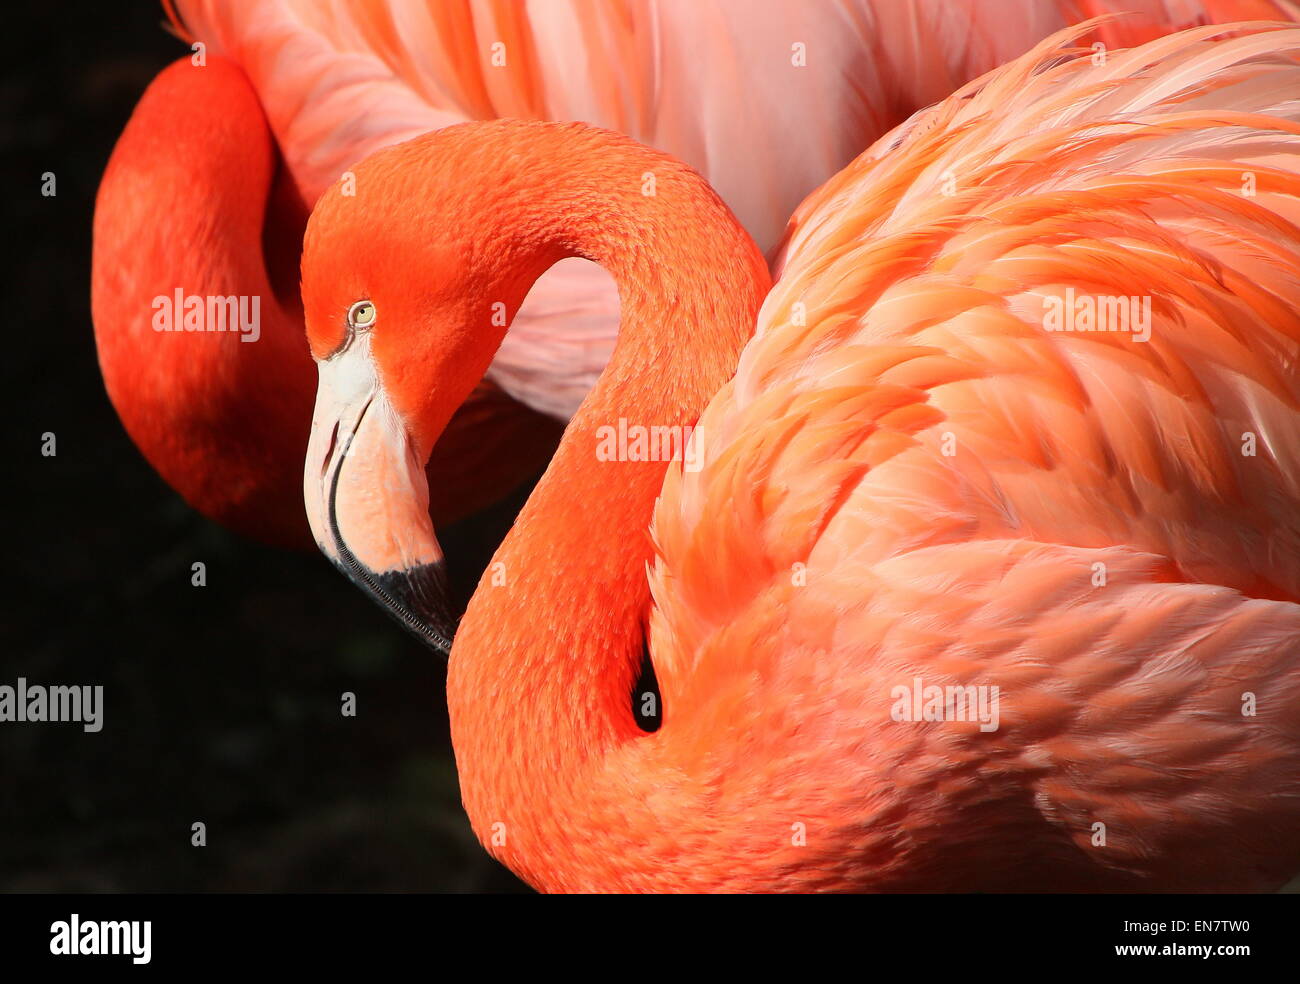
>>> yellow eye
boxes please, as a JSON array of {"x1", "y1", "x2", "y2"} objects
[{"x1": 347, "y1": 300, "x2": 376, "y2": 329}]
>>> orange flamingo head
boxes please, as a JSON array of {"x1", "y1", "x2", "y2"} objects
[
  {"x1": 300, "y1": 115, "x2": 769, "y2": 694},
  {"x1": 301, "y1": 121, "x2": 569, "y2": 652}
]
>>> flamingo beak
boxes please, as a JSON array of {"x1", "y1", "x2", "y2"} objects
[{"x1": 303, "y1": 336, "x2": 458, "y2": 656}]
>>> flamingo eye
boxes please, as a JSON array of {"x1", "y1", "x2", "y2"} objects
[{"x1": 347, "y1": 300, "x2": 376, "y2": 330}]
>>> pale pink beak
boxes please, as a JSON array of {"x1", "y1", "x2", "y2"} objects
[{"x1": 303, "y1": 335, "x2": 456, "y2": 654}]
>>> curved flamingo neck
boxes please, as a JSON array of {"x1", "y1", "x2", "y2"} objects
[
  {"x1": 92, "y1": 57, "x2": 313, "y2": 546},
  {"x1": 437, "y1": 123, "x2": 771, "y2": 889}
]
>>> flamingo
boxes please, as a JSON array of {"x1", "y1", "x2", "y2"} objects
[
  {"x1": 301, "y1": 20, "x2": 1300, "y2": 892},
  {"x1": 92, "y1": 0, "x2": 1287, "y2": 548}
]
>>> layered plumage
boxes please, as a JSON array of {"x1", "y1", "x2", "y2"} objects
[{"x1": 642, "y1": 20, "x2": 1300, "y2": 891}]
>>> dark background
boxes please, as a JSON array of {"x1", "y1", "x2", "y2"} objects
[{"x1": 3, "y1": 1, "x2": 527, "y2": 892}]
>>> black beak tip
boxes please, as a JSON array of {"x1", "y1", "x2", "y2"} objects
[{"x1": 333, "y1": 556, "x2": 460, "y2": 658}]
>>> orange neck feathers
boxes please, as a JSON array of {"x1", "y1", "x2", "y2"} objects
[
  {"x1": 449, "y1": 124, "x2": 768, "y2": 888},
  {"x1": 92, "y1": 58, "x2": 314, "y2": 547}
]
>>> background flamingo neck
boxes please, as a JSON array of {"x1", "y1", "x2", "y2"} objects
[
  {"x1": 444, "y1": 123, "x2": 770, "y2": 887},
  {"x1": 91, "y1": 57, "x2": 313, "y2": 545}
]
